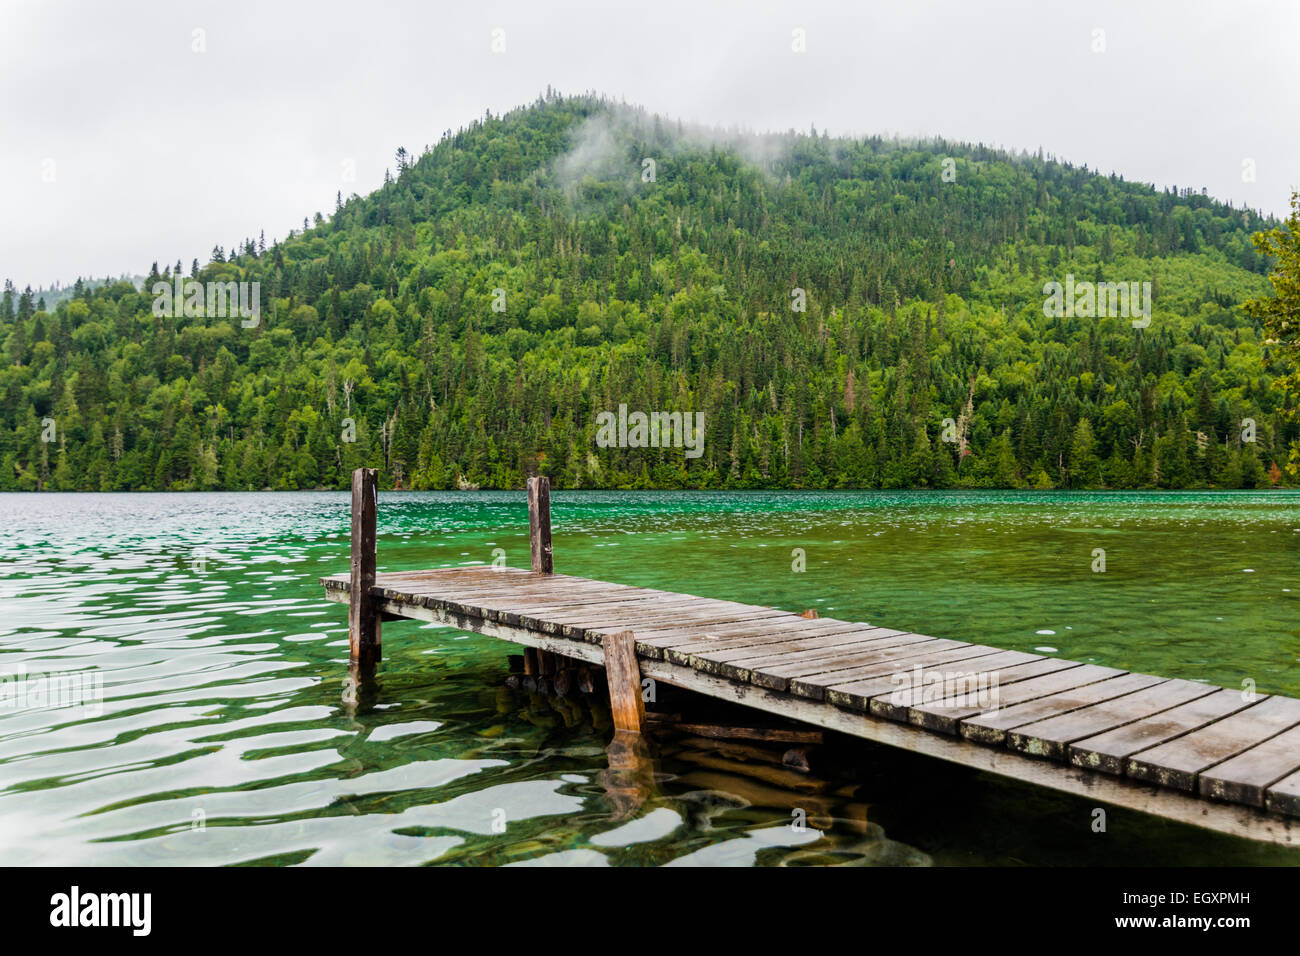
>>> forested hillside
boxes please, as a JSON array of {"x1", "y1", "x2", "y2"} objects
[{"x1": 1, "y1": 92, "x2": 1293, "y2": 491}]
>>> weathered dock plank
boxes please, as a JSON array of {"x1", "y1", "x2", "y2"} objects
[
  {"x1": 806, "y1": 642, "x2": 1004, "y2": 704},
  {"x1": 1197, "y1": 723, "x2": 1300, "y2": 806},
  {"x1": 743, "y1": 633, "x2": 936, "y2": 692},
  {"x1": 686, "y1": 625, "x2": 904, "y2": 666},
  {"x1": 869, "y1": 649, "x2": 1052, "y2": 723},
  {"x1": 894, "y1": 657, "x2": 1091, "y2": 733},
  {"x1": 1068, "y1": 687, "x2": 1258, "y2": 774},
  {"x1": 708, "y1": 631, "x2": 923, "y2": 687},
  {"x1": 1267, "y1": 769, "x2": 1300, "y2": 817},
  {"x1": 960, "y1": 673, "x2": 1168, "y2": 746},
  {"x1": 1126, "y1": 696, "x2": 1300, "y2": 791},
  {"x1": 657, "y1": 620, "x2": 876, "y2": 662},
  {"x1": 825, "y1": 647, "x2": 1038, "y2": 711},
  {"x1": 1004, "y1": 678, "x2": 1220, "y2": 761}
]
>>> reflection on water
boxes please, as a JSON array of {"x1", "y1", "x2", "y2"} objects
[{"x1": 0, "y1": 490, "x2": 1297, "y2": 865}]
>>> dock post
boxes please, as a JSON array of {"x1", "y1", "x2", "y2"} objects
[
  {"x1": 349, "y1": 466, "x2": 381, "y2": 671},
  {"x1": 527, "y1": 475, "x2": 558, "y2": 678},
  {"x1": 602, "y1": 630, "x2": 644, "y2": 734},
  {"x1": 527, "y1": 475, "x2": 553, "y2": 574}
]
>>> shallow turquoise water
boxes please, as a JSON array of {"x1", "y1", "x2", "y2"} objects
[{"x1": 1, "y1": 490, "x2": 1297, "y2": 865}]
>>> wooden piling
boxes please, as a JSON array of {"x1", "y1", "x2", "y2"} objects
[
  {"x1": 528, "y1": 475, "x2": 558, "y2": 674},
  {"x1": 527, "y1": 475, "x2": 553, "y2": 574},
  {"x1": 602, "y1": 630, "x2": 644, "y2": 734},
  {"x1": 535, "y1": 656, "x2": 556, "y2": 683},
  {"x1": 349, "y1": 467, "x2": 381, "y2": 670}
]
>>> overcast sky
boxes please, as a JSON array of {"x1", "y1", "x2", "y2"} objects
[{"x1": 3, "y1": 0, "x2": 1297, "y2": 288}]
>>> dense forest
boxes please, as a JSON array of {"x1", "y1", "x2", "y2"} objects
[{"x1": 2, "y1": 92, "x2": 1295, "y2": 491}]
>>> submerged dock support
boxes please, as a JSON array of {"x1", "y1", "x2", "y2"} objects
[{"x1": 349, "y1": 467, "x2": 381, "y2": 672}]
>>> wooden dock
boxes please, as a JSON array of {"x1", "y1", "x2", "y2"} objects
[{"x1": 322, "y1": 469, "x2": 1300, "y2": 847}]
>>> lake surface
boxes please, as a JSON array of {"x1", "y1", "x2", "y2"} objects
[{"x1": 1, "y1": 490, "x2": 1298, "y2": 866}]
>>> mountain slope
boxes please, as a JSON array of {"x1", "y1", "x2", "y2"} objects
[{"x1": 0, "y1": 92, "x2": 1291, "y2": 491}]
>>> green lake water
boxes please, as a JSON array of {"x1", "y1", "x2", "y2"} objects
[{"x1": 1, "y1": 490, "x2": 1298, "y2": 866}]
